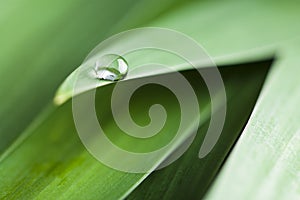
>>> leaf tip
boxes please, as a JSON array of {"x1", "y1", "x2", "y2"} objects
[{"x1": 53, "y1": 95, "x2": 66, "y2": 106}]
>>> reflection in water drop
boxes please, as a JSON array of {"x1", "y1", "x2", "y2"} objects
[{"x1": 94, "y1": 54, "x2": 128, "y2": 81}]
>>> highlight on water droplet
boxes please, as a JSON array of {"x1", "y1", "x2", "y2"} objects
[{"x1": 93, "y1": 54, "x2": 128, "y2": 81}]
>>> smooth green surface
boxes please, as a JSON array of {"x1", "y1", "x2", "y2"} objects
[
  {"x1": 0, "y1": 0, "x2": 183, "y2": 154},
  {"x1": 128, "y1": 61, "x2": 271, "y2": 199},
  {"x1": 0, "y1": 101, "x2": 144, "y2": 199},
  {"x1": 205, "y1": 41, "x2": 300, "y2": 200},
  {"x1": 0, "y1": 62, "x2": 269, "y2": 199},
  {"x1": 1, "y1": 0, "x2": 300, "y2": 199},
  {"x1": 128, "y1": 1, "x2": 300, "y2": 199}
]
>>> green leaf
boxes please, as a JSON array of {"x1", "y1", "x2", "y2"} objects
[
  {"x1": 0, "y1": 0, "x2": 183, "y2": 154},
  {"x1": 127, "y1": 1, "x2": 300, "y2": 198},
  {"x1": 127, "y1": 60, "x2": 272, "y2": 199},
  {"x1": 1, "y1": 0, "x2": 300, "y2": 199},
  {"x1": 205, "y1": 41, "x2": 300, "y2": 200},
  {"x1": 0, "y1": 60, "x2": 270, "y2": 199}
]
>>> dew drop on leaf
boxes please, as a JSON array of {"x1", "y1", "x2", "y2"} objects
[{"x1": 93, "y1": 54, "x2": 128, "y2": 81}]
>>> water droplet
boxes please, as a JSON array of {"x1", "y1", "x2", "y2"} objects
[{"x1": 94, "y1": 54, "x2": 128, "y2": 81}]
